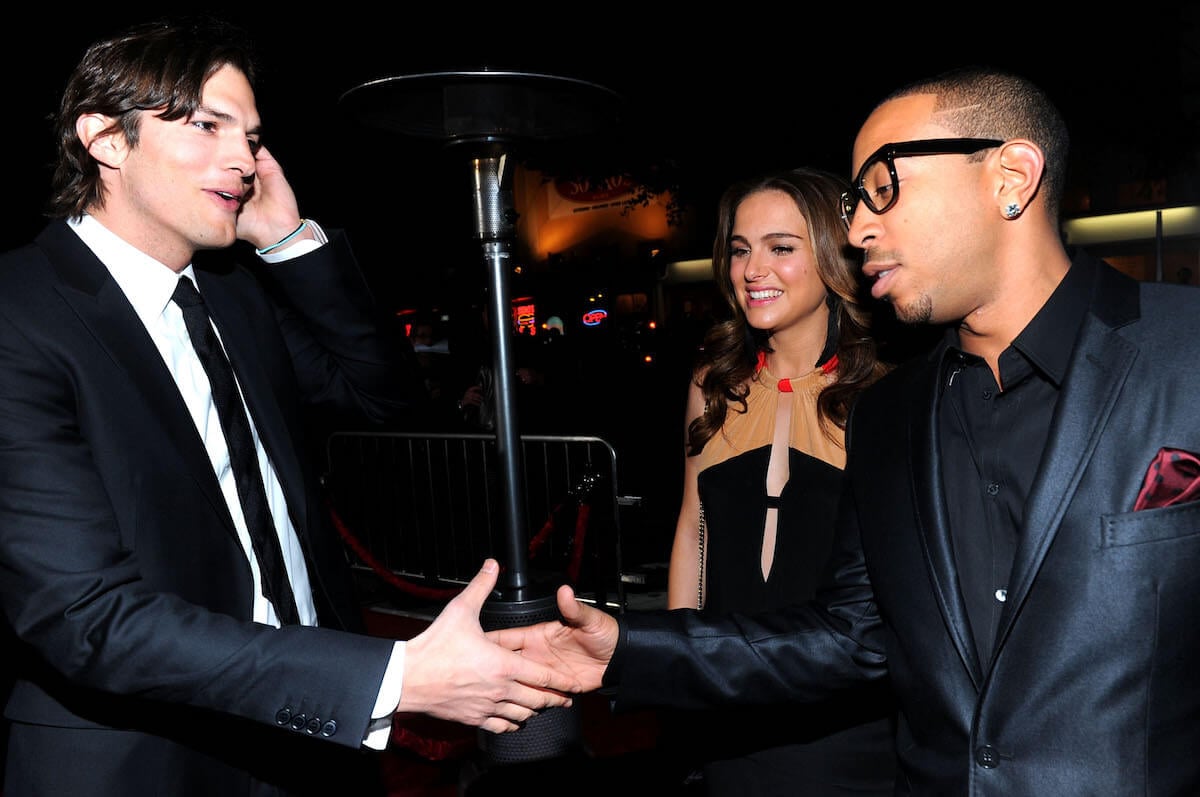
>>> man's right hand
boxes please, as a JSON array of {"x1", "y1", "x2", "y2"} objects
[
  {"x1": 487, "y1": 584, "x2": 617, "y2": 694},
  {"x1": 397, "y1": 559, "x2": 580, "y2": 734}
]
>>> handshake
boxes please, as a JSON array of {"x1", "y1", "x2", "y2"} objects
[{"x1": 398, "y1": 559, "x2": 618, "y2": 734}]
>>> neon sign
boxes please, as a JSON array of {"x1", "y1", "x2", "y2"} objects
[
  {"x1": 582, "y1": 309, "x2": 608, "y2": 326},
  {"x1": 513, "y1": 302, "x2": 536, "y2": 335}
]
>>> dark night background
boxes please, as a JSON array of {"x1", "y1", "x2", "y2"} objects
[{"x1": 8, "y1": 6, "x2": 1200, "y2": 309}]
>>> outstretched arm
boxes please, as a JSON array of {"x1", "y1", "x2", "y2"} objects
[
  {"x1": 399, "y1": 560, "x2": 583, "y2": 734},
  {"x1": 487, "y1": 584, "x2": 618, "y2": 694}
]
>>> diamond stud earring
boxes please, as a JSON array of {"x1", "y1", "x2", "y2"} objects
[{"x1": 1004, "y1": 202, "x2": 1021, "y2": 219}]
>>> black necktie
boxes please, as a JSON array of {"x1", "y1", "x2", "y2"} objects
[{"x1": 172, "y1": 276, "x2": 301, "y2": 625}]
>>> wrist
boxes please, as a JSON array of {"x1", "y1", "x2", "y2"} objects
[{"x1": 255, "y1": 219, "x2": 309, "y2": 255}]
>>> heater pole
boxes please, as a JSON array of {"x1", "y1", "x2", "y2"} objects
[
  {"x1": 338, "y1": 70, "x2": 622, "y2": 767},
  {"x1": 470, "y1": 152, "x2": 531, "y2": 598}
]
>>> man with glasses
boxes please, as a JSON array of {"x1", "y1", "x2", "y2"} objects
[{"x1": 498, "y1": 66, "x2": 1200, "y2": 795}]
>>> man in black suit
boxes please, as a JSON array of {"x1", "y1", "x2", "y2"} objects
[
  {"x1": 0, "y1": 16, "x2": 576, "y2": 796},
  {"x1": 499, "y1": 67, "x2": 1200, "y2": 795}
]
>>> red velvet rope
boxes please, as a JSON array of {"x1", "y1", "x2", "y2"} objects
[
  {"x1": 327, "y1": 502, "x2": 461, "y2": 600},
  {"x1": 567, "y1": 503, "x2": 590, "y2": 583},
  {"x1": 326, "y1": 497, "x2": 592, "y2": 599},
  {"x1": 526, "y1": 506, "x2": 560, "y2": 558}
]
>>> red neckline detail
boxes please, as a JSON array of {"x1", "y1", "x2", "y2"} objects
[{"x1": 756, "y1": 351, "x2": 838, "y2": 392}]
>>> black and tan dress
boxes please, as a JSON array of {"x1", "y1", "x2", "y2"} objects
[{"x1": 682, "y1": 360, "x2": 897, "y2": 796}]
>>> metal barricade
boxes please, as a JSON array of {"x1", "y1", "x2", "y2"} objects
[{"x1": 323, "y1": 431, "x2": 625, "y2": 612}]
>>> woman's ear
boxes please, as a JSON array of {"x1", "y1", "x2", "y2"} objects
[{"x1": 76, "y1": 113, "x2": 128, "y2": 168}]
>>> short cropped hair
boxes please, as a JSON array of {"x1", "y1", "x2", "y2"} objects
[{"x1": 884, "y1": 66, "x2": 1070, "y2": 220}]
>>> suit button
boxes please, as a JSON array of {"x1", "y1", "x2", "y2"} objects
[
  {"x1": 305, "y1": 717, "x2": 322, "y2": 735},
  {"x1": 320, "y1": 720, "x2": 338, "y2": 738},
  {"x1": 274, "y1": 708, "x2": 292, "y2": 726},
  {"x1": 290, "y1": 713, "x2": 307, "y2": 732},
  {"x1": 975, "y1": 745, "x2": 999, "y2": 768}
]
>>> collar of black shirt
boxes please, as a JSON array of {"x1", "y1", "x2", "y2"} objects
[{"x1": 941, "y1": 251, "x2": 1096, "y2": 390}]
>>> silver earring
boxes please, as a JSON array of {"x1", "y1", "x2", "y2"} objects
[{"x1": 1004, "y1": 202, "x2": 1021, "y2": 219}]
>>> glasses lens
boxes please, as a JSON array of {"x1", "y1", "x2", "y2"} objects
[
  {"x1": 840, "y1": 191, "x2": 856, "y2": 227},
  {"x1": 860, "y1": 157, "x2": 896, "y2": 214}
]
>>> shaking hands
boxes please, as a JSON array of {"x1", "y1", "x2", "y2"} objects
[{"x1": 397, "y1": 559, "x2": 583, "y2": 734}]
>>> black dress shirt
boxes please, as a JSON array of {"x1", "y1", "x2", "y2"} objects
[{"x1": 938, "y1": 259, "x2": 1095, "y2": 664}]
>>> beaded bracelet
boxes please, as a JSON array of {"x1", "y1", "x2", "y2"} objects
[{"x1": 255, "y1": 219, "x2": 309, "y2": 255}]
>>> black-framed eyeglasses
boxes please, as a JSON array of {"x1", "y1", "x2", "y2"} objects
[{"x1": 839, "y1": 138, "x2": 1004, "y2": 228}]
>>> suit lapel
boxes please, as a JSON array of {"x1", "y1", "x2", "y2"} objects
[
  {"x1": 996, "y1": 312, "x2": 1137, "y2": 649},
  {"x1": 38, "y1": 223, "x2": 237, "y2": 536},
  {"x1": 909, "y1": 345, "x2": 985, "y2": 685},
  {"x1": 994, "y1": 257, "x2": 1141, "y2": 655}
]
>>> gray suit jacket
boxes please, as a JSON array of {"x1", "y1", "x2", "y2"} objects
[{"x1": 606, "y1": 251, "x2": 1200, "y2": 795}]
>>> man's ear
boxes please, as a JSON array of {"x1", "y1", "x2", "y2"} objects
[
  {"x1": 994, "y1": 139, "x2": 1043, "y2": 216},
  {"x1": 76, "y1": 114, "x2": 128, "y2": 168}
]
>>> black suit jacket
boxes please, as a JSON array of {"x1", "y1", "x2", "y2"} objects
[
  {"x1": 0, "y1": 221, "x2": 406, "y2": 795},
  {"x1": 607, "y1": 251, "x2": 1200, "y2": 795}
]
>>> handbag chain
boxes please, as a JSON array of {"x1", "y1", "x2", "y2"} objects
[{"x1": 697, "y1": 502, "x2": 706, "y2": 609}]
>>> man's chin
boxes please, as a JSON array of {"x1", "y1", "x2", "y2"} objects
[
  {"x1": 194, "y1": 230, "x2": 238, "y2": 251},
  {"x1": 891, "y1": 295, "x2": 934, "y2": 326}
]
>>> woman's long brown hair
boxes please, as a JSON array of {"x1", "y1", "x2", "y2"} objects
[{"x1": 687, "y1": 166, "x2": 889, "y2": 456}]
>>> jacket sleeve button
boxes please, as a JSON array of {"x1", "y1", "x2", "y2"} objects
[
  {"x1": 290, "y1": 713, "x2": 307, "y2": 732},
  {"x1": 975, "y1": 745, "x2": 1000, "y2": 768},
  {"x1": 305, "y1": 717, "x2": 322, "y2": 735},
  {"x1": 274, "y1": 708, "x2": 292, "y2": 726},
  {"x1": 320, "y1": 720, "x2": 338, "y2": 738}
]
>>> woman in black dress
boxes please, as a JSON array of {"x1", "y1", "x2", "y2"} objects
[{"x1": 665, "y1": 167, "x2": 898, "y2": 796}]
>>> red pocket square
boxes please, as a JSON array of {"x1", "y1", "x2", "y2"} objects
[{"x1": 1133, "y1": 447, "x2": 1200, "y2": 510}]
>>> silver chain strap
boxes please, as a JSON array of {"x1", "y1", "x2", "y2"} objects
[{"x1": 697, "y1": 502, "x2": 706, "y2": 609}]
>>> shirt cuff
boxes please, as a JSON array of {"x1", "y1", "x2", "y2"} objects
[
  {"x1": 257, "y1": 219, "x2": 329, "y2": 263},
  {"x1": 363, "y1": 640, "x2": 405, "y2": 750}
]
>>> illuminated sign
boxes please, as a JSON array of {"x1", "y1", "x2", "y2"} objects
[
  {"x1": 581, "y1": 309, "x2": 608, "y2": 327},
  {"x1": 513, "y1": 302, "x2": 537, "y2": 335}
]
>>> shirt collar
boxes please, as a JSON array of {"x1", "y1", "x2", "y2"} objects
[
  {"x1": 939, "y1": 254, "x2": 1094, "y2": 388},
  {"x1": 68, "y1": 214, "x2": 196, "y2": 327},
  {"x1": 1008, "y1": 255, "x2": 1094, "y2": 387}
]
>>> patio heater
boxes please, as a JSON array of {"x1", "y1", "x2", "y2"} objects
[{"x1": 339, "y1": 70, "x2": 622, "y2": 764}]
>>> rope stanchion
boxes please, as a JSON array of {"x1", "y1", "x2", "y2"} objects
[{"x1": 327, "y1": 470, "x2": 600, "y2": 599}]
